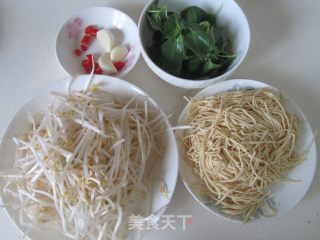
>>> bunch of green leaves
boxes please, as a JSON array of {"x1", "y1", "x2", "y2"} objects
[{"x1": 146, "y1": 0, "x2": 236, "y2": 79}]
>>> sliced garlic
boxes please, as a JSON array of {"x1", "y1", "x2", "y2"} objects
[
  {"x1": 98, "y1": 52, "x2": 117, "y2": 73},
  {"x1": 110, "y1": 45, "x2": 129, "y2": 62},
  {"x1": 96, "y1": 29, "x2": 115, "y2": 52}
]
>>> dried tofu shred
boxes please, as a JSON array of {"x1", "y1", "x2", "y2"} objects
[
  {"x1": 183, "y1": 88, "x2": 303, "y2": 222},
  {"x1": 1, "y1": 85, "x2": 166, "y2": 239}
]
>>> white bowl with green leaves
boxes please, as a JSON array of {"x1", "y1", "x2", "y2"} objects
[{"x1": 138, "y1": 0, "x2": 250, "y2": 89}]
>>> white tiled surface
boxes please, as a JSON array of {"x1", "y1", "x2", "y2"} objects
[{"x1": 0, "y1": 0, "x2": 319, "y2": 239}]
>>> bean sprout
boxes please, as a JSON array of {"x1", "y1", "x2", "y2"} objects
[{"x1": 1, "y1": 80, "x2": 167, "y2": 239}]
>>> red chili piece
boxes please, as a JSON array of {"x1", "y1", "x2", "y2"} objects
[
  {"x1": 114, "y1": 61, "x2": 126, "y2": 71},
  {"x1": 94, "y1": 67, "x2": 102, "y2": 74},
  {"x1": 81, "y1": 35, "x2": 91, "y2": 45},
  {"x1": 84, "y1": 66, "x2": 92, "y2": 74},
  {"x1": 74, "y1": 48, "x2": 82, "y2": 56},
  {"x1": 80, "y1": 35, "x2": 91, "y2": 52},
  {"x1": 94, "y1": 62, "x2": 102, "y2": 74},
  {"x1": 81, "y1": 59, "x2": 91, "y2": 68},
  {"x1": 86, "y1": 54, "x2": 94, "y2": 61},
  {"x1": 80, "y1": 44, "x2": 88, "y2": 51},
  {"x1": 85, "y1": 25, "x2": 99, "y2": 37}
]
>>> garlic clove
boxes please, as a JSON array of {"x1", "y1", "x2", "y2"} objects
[
  {"x1": 98, "y1": 52, "x2": 117, "y2": 73},
  {"x1": 110, "y1": 45, "x2": 129, "y2": 62},
  {"x1": 96, "y1": 29, "x2": 115, "y2": 52}
]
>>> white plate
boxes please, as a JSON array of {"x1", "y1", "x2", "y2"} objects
[
  {"x1": 55, "y1": 7, "x2": 141, "y2": 77},
  {"x1": 176, "y1": 79, "x2": 317, "y2": 222},
  {"x1": 0, "y1": 75, "x2": 179, "y2": 239}
]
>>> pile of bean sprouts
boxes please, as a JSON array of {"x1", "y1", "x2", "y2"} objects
[
  {"x1": 0, "y1": 82, "x2": 166, "y2": 239},
  {"x1": 183, "y1": 88, "x2": 302, "y2": 222}
]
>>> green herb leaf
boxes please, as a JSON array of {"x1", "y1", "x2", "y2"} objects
[
  {"x1": 184, "y1": 26, "x2": 211, "y2": 60},
  {"x1": 186, "y1": 57, "x2": 202, "y2": 74},
  {"x1": 147, "y1": 0, "x2": 168, "y2": 32},
  {"x1": 180, "y1": 6, "x2": 207, "y2": 24},
  {"x1": 163, "y1": 14, "x2": 177, "y2": 35},
  {"x1": 184, "y1": 49, "x2": 197, "y2": 60},
  {"x1": 208, "y1": 25, "x2": 215, "y2": 46},
  {"x1": 148, "y1": 0, "x2": 159, "y2": 11},
  {"x1": 163, "y1": 14, "x2": 184, "y2": 37},
  {"x1": 213, "y1": 27, "x2": 226, "y2": 48},
  {"x1": 200, "y1": 59, "x2": 221, "y2": 76},
  {"x1": 199, "y1": 21, "x2": 211, "y2": 33},
  {"x1": 161, "y1": 34, "x2": 185, "y2": 76},
  {"x1": 149, "y1": 0, "x2": 159, "y2": 10}
]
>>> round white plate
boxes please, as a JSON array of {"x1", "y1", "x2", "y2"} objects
[
  {"x1": 176, "y1": 79, "x2": 317, "y2": 222},
  {"x1": 0, "y1": 75, "x2": 179, "y2": 239}
]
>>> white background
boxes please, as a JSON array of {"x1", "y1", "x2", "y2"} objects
[{"x1": 0, "y1": 0, "x2": 319, "y2": 239}]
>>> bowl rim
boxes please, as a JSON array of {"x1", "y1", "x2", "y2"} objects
[
  {"x1": 55, "y1": 6, "x2": 141, "y2": 77},
  {"x1": 176, "y1": 79, "x2": 317, "y2": 222},
  {"x1": 0, "y1": 74, "x2": 179, "y2": 238},
  {"x1": 138, "y1": 0, "x2": 251, "y2": 87}
]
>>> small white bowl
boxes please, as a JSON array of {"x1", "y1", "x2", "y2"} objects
[
  {"x1": 0, "y1": 75, "x2": 179, "y2": 239},
  {"x1": 138, "y1": 0, "x2": 250, "y2": 89},
  {"x1": 55, "y1": 7, "x2": 141, "y2": 77},
  {"x1": 176, "y1": 79, "x2": 317, "y2": 222}
]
